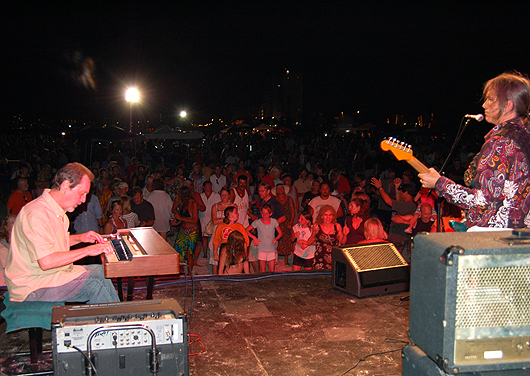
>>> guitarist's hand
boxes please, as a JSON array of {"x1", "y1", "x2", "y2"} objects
[{"x1": 418, "y1": 168, "x2": 441, "y2": 189}]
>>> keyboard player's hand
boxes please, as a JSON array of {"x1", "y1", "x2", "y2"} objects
[
  {"x1": 79, "y1": 231, "x2": 105, "y2": 244},
  {"x1": 85, "y1": 243, "x2": 114, "y2": 257}
]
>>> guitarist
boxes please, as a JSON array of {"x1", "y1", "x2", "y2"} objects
[{"x1": 419, "y1": 71, "x2": 530, "y2": 231}]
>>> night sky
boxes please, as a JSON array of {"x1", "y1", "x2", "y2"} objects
[{"x1": 3, "y1": 3, "x2": 530, "y2": 126}]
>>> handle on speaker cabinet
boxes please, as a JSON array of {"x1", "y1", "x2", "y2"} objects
[{"x1": 440, "y1": 246, "x2": 465, "y2": 266}]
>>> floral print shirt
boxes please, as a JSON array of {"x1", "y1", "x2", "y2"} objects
[{"x1": 435, "y1": 118, "x2": 530, "y2": 229}]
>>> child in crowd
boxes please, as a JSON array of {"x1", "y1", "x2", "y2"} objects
[
  {"x1": 291, "y1": 211, "x2": 315, "y2": 271},
  {"x1": 217, "y1": 230, "x2": 250, "y2": 274},
  {"x1": 246, "y1": 204, "x2": 282, "y2": 273},
  {"x1": 212, "y1": 206, "x2": 249, "y2": 273}
]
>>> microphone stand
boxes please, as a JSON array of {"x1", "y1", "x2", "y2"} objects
[{"x1": 434, "y1": 117, "x2": 472, "y2": 232}]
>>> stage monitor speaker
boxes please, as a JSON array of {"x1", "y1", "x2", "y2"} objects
[
  {"x1": 331, "y1": 242, "x2": 409, "y2": 298},
  {"x1": 408, "y1": 230, "x2": 530, "y2": 374}
]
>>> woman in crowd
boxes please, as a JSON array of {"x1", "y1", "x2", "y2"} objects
[
  {"x1": 282, "y1": 173, "x2": 299, "y2": 214},
  {"x1": 358, "y1": 218, "x2": 389, "y2": 244},
  {"x1": 172, "y1": 185, "x2": 200, "y2": 270},
  {"x1": 95, "y1": 168, "x2": 110, "y2": 196},
  {"x1": 99, "y1": 178, "x2": 119, "y2": 224},
  {"x1": 175, "y1": 165, "x2": 186, "y2": 187},
  {"x1": 121, "y1": 195, "x2": 140, "y2": 228},
  {"x1": 273, "y1": 184, "x2": 296, "y2": 265},
  {"x1": 217, "y1": 230, "x2": 250, "y2": 274},
  {"x1": 199, "y1": 180, "x2": 220, "y2": 258},
  {"x1": 103, "y1": 199, "x2": 127, "y2": 234},
  {"x1": 224, "y1": 164, "x2": 236, "y2": 189},
  {"x1": 313, "y1": 205, "x2": 347, "y2": 269},
  {"x1": 343, "y1": 197, "x2": 370, "y2": 244},
  {"x1": 208, "y1": 186, "x2": 235, "y2": 273}
]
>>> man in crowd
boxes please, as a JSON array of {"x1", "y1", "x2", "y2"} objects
[
  {"x1": 230, "y1": 174, "x2": 251, "y2": 227},
  {"x1": 293, "y1": 167, "x2": 312, "y2": 209},
  {"x1": 210, "y1": 164, "x2": 227, "y2": 193},
  {"x1": 130, "y1": 186, "x2": 155, "y2": 227},
  {"x1": 301, "y1": 180, "x2": 320, "y2": 212},
  {"x1": 372, "y1": 177, "x2": 417, "y2": 251},
  {"x1": 5, "y1": 163, "x2": 119, "y2": 304},
  {"x1": 252, "y1": 182, "x2": 286, "y2": 225},
  {"x1": 308, "y1": 182, "x2": 343, "y2": 223}
]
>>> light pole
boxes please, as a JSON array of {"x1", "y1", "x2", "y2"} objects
[{"x1": 125, "y1": 88, "x2": 139, "y2": 132}]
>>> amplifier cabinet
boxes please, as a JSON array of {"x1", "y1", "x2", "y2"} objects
[
  {"x1": 52, "y1": 299, "x2": 188, "y2": 376},
  {"x1": 408, "y1": 230, "x2": 530, "y2": 374}
]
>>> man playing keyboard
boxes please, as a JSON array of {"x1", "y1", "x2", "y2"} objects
[{"x1": 5, "y1": 163, "x2": 120, "y2": 304}]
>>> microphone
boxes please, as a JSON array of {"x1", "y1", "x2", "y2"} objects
[{"x1": 464, "y1": 114, "x2": 484, "y2": 122}]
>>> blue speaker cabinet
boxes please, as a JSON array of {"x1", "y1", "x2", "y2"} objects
[{"x1": 408, "y1": 230, "x2": 530, "y2": 374}]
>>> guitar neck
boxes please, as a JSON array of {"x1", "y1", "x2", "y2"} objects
[{"x1": 406, "y1": 157, "x2": 430, "y2": 174}]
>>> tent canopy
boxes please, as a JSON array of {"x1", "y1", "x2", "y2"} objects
[{"x1": 144, "y1": 125, "x2": 203, "y2": 140}]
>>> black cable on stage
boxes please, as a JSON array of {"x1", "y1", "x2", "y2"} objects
[{"x1": 340, "y1": 338, "x2": 409, "y2": 376}]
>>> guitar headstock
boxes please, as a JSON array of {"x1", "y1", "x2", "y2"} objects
[{"x1": 380, "y1": 138, "x2": 414, "y2": 161}]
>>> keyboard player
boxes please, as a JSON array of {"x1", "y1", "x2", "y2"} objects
[{"x1": 5, "y1": 163, "x2": 120, "y2": 304}]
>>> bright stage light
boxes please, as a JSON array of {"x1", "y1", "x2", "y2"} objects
[
  {"x1": 126, "y1": 88, "x2": 139, "y2": 102},
  {"x1": 180, "y1": 111, "x2": 187, "y2": 117}
]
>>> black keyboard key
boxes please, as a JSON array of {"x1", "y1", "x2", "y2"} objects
[{"x1": 110, "y1": 238, "x2": 133, "y2": 261}]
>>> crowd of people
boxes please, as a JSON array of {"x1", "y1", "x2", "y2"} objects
[{"x1": 2, "y1": 71, "x2": 530, "y2": 285}]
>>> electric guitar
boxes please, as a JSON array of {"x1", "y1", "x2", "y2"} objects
[{"x1": 380, "y1": 138, "x2": 430, "y2": 174}]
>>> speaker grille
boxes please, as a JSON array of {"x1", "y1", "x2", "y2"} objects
[
  {"x1": 456, "y1": 265, "x2": 530, "y2": 328},
  {"x1": 342, "y1": 243, "x2": 408, "y2": 271}
]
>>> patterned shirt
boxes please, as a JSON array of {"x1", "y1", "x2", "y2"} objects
[{"x1": 435, "y1": 118, "x2": 530, "y2": 229}]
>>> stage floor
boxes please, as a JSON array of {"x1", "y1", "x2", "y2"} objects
[{"x1": 1, "y1": 271, "x2": 410, "y2": 375}]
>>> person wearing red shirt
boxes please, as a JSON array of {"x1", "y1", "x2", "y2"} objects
[{"x1": 7, "y1": 177, "x2": 32, "y2": 216}]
